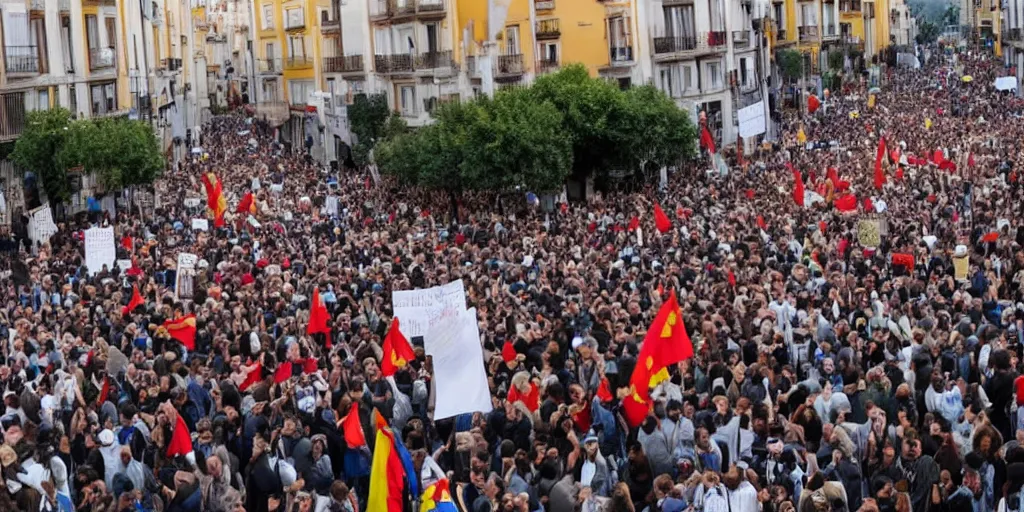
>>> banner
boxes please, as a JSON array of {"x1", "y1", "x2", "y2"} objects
[
  {"x1": 324, "y1": 196, "x2": 339, "y2": 217},
  {"x1": 857, "y1": 219, "x2": 881, "y2": 248},
  {"x1": 995, "y1": 76, "x2": 1018, "y2": 91},
  {"x1": 426, "y1": 307, "x2": 493, "y2": 420},
  {"x1": 175, "y1": 252, "x2": 198, "y2": 300},
  {"x1": 26, "y1": 203, "x2": 58, "y2": 249},
  {"x1": 392, "y1": 280, "x2": 468, "y2": 339},
  {"x1": 84, "y1": 227, "x2": 116, "y2": 275},
  {"x1": 737, "y1": 101, "x2": 766, "y2": 138}
]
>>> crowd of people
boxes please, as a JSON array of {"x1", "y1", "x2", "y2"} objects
[{"x1": 2, "y1": 43, "x2": 1024, "y2": 512}]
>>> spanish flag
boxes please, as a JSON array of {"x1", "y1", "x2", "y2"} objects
[
  {"x1": 381, "y1": 318, "x2": 415, "y2": 377},
  {"x1": 420, "y1": 479, "x2": 458, "y2": 512},
  {"x1": 163, "y1": 314, "x2": 197, "y2": 351},
  {"x1": 201, "y1": 172, "x2": 228, "y2": 228},
  {"x1": 236, "y1": 191, "x2": 257, "y2": 215},
  {"x1": 629, "y1": 290, "x2": 693, "y2": 404},
  {"x1": 368, "y1": 412, "x2": 412, "y2": 512}
]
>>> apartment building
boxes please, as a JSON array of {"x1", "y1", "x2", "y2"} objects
[
  {"x1": 198, "y1": 0, "x2": 252, "y2": 108},
  {"x1": 1004, "y1": 0, "x2": 1023, "y2": 89},
  {"x1": 889, "y1": 0, "x2": 915, "y2": 46}
]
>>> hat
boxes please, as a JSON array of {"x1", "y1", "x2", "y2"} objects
[
  {"x1": 98, "y1": 429, "x2": 115, "y2": 446},
  {"x1": 583, "y1": 431, "x2": 599, "y2": 444}
]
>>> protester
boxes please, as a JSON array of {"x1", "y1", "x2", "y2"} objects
[{"x1": 1, "y1": 43, "x2": 1024, "y2": 512}]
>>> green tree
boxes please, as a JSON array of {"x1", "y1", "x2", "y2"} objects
[
  {"x1": 613, "y1": 85, "x2": 695, "y2": 181},
  {"x1": 530, "y1": 64, "x2": 625, "y2": 180},
  {"x1": 347, "y1": 93, "x2": 391, "y2": 167},
  {"x1": 77, "y1": 119, "x2": 163, "y2": 190},
  {"x1": 777, "y1": 49, "x2": 804, "y2": 83},
  {"x1": 11, "y1": 108, "x2": 76, "y2": 204},
  {"x1": 917, "y1": 20, "x2": 940, "y2": 44}
]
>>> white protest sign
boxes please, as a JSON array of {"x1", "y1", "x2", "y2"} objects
[
  {"x1": 26, "y1": 204, "x2": 58, "y2": 249},
  {"x1": 84, "y1": 227, "x2": 116, "y2": 275},
  {"x1": 191, "y1": 219, "x2": 209, "y2": 231},
  {"x1": 324, "y1": 196, "x2": 339, "y2": 217},
  {"x1": 116, "y1": 259, "x2": 132, "y2": 271},
  {"x1": 426, "y1": 307, "x2": 492, "y2": 420},
  {"x1": 738, "y1": 101, "x2": 766, "y2": 138},
  {"x1": 184, "y1": 198, "x2": 203, "y2": 208},
  {"x1": 392, "y1": 280, "x2": 467, "y2": 338},
  {"x1": 175, "y1": 252, "x2": 198, "y2": 300},
  {"x1": 995, "y1": 76, "x2": 1018, "y2": 91}
]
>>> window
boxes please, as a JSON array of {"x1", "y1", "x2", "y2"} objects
[
  {"x1": 399, "y1": 85, "x2": 416, "y2": 116},
  {"x1": 682, "y1": 64, "x2": 695, "y2": 93},
  {"x1": 607, "y1": 16, "x2": 631, "y2": 59},
  {"x1": 288, "y1": 36, "x2": 306, "y2": 59},
  {"x1": 86, "y1": 15, "x2": 99, "y2": 50},
  {"x1": 659, "y1": 66, "x2": 679, "y2": 97},
  {"x1": 104, "y1": 17, "x2": 116, "y2": 49},
  {"x1": 285, "y1": 7, "x2": 303, "y2": 29},
  {"x1": 709, "y1": 0, "x2": 724, "y2": 31},
  {"x1": 262, "y1": 79, "x2": 279, "y2": 100},
  {"x1": 664, "y1": 6, "x2": 696, "y2": 39},
  {"x1": 288, "y1": 80, "x2": 313, "y2": 106},
  {"x1": 69, "y1": 84, "x2": 77, "y2": 115},
  {"x1": 61, "y1": 16, "x2": 73, "y2": 72},
  {"x1": 801, "y1": 4, "x2": 817, "y2": 26},
  {"x1": 425, "y1": 23, "x2": 439, "y2": 53},
  {"x1": 262, "y1": 4, "x2": 273, "y2": 30},
  {"x1": 505, "y1": 26, "x2": 520, "y2": 55},
  {"x1": 265, "y1": 42, "x2": 277, "y2": 59},
  {"x1": 740, "y1": 57, "x2": 748, "y2": 87},
  {"x1": 37, "y1": 89, "x2": 49, "y2": 110},
  {"x1": 539, "y1": 41, "x2": 558, "y2": 62},
  {"x1": 706, "y1": 61, "x2": 722, "y2": 89},
  {"x1": 31, "y1": 17, "x2": 48, "y2": 73},
  {"x1": 773, "y1": 4, "x2": 784, "y2": 32},
  {"x1": 90, "y1": 82, "x2": 116, "y2": 115}
]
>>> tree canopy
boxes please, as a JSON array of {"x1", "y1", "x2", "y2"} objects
[
  {"x1": 377, "y1": 64, "x2": 695, "y2": 193},
  {"x1": 11, "y1": 108, "x2": 164, "y2": 205},
  {"x1": 347, "y1": 93, "x2": 405, "y2": 167}
]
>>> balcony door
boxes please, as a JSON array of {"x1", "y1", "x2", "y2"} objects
[
  {"x1": 663, "y1": 6, "x2": 695, "y2": 40},
  {"x1": 505, "y1": 25, "x2": 520, "y2": 55},
  {"x1": 31, "y1": 17, "x2": 47, "y2": 73},
  {"x1": 425, "y1": 23, "x2": 439, "y2": 54}
]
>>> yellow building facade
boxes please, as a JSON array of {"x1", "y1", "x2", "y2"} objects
[{"x1": 253, "y1": 0, "x2": 329, "y2": 105}]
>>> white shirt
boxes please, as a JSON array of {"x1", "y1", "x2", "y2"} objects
[{"x1": 725, "y1": 482, "x2": 760, "y2": 512}]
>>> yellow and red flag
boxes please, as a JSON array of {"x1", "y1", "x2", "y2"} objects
[
  {"x1": 201, "y1": 172, "x2": 228, "y2": 227},
  {"x1": 236, "y1": 191, "x2": 257, "y2": 215},
  {"x1": 381, "y1": 318, "x2": 415, "y2": 377},
  {"x1": 629, "y1": 290, "x2": 693, "y2": 404},
  {"x1": 368, "y1": 412, "x2": 408, "y2": 512},
  {"x1": 163, "y1": 314, "x2": 197, "y2": 351}
]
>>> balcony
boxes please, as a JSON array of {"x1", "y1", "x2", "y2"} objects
[
  {"x1": 285, "y1": 56, "x2": 314, "y2": 70},
  {"x1": 537, "y1": 59, "x2": 559, "y2": 74},
  {"x1": 324, "y1": 55, "x2": 364, "y2": 74},
  {"x1": 733, "y1": 30, "x2": 751, "y2": 48},
  {"x1": 375, "y1": 53, "x2": 414, "y2": 73},
  {"x1": 799, "y1": 26, "x2": 819, "y2": 42},
  {"x1": 652, "y1": 32, "x2": 726, "y2": 61},
  {"x1": 0, "y1": 92, "x2": 26, "y2": 141},
  {"x1": 495, "y1": 53, "x2": 524, "y2": 78},
  {"x1": 536, "y1": 19, "x2": 560, "y2": 39},
  {"x1": 608, "y1": 46, "x2": 633, "y2": 64},
  {"x1": 258, "y1": 58, "x2": 283, "y2": 73},
  {"x1": 30, "y1": 0, "x2": 43, "y2": 10},
  {"x1": 5, "y1": 46, "x2": 39, "y2": 75},
  {"x1": 89, "y1": 48, "x2": 115, "y2": 71},
  {"x1": 536, "y1": 0, "x2": 554, "y2": 9},
  {"x1": 417, "y1": 0, "x2": 446, "y2": 19},
  {"x1": 415, "y1": 50, "x2": 454, "y2": 70},
  {"x1": 370, "y1": 0, "x2": 415, "y2": 21}
]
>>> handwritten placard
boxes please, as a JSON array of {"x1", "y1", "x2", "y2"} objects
[{"x1": 84, "y1": 227, "x2": 116, "y2": 275}]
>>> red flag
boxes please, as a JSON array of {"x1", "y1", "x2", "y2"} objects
[
  {"x1": 744, "y1": 188, "x2": 755, "y2": 200},
  {"x1": 622, "y1": 392, "x2": 651, "y2": 428},
  {"x1": 502, "y1": 341, "x2": 518, "y2": 365},
  {"x1": 727, "y1": 270, "x2": 736, "y2": 288},
  {"x1": 818, "y1": 221, "x2": 827, "y2": 235},
  {"x1": 239, "y1": 362, "x2": 262, "y2": 392},
  {"x1": 122, "y1": 284, "x2": 144, "y2": 316},
  {"x1": 630, "y1": 291, "x2": 693, "y2": 402},
  {"x1": 863, "y1": 197, "x2": 874, "y2": 212},
  {"x1": 381, "y1": 318, "x2": 415, "y2": 377},
  {"x1": 236, "y1": 192, "x2": 257, "y2": 215},
  {"x1": 627, "y1": 216, "x2": 639, "y2": 231},
  {"x1": 201, "y1": 173, "x2": 228, "y2": 228},
  {"x1": 892, "y1": 253, "x2": 915, "y2": 270},
  {"x1": 166, "y1": 413, "x2": 192, "y2": 458},
  {"x1": 596, "y1": 378, "x2": 614, "y2": 402},
  {"x1": 874, "y1": 137, "x2": 887, "y2": 190},
  {"x1": 982, "y1": 232, "x2": 999, "y2": 243},
  {"x1": 121, "y1": 234, "x2": 133, "y2": 252},
  {"x1": 700, "y1": 125, "x2": 716, "y2": 155},
  {"x1": 163, "y1": 315, "x2": 196, "y2": 351},
  {"x1": 653, "y1": 204, "x2": 672, "y2": 234},
  {"x1": 756, "y1": 215, "x2": 767, "y2": 230},
  {"x1": 968, "y1": 152, "x2": 976, "y2": 167},
  {"x1": 341, "y1": 401, "x2": 367, "y2": 449},
  {"x1": 939, "y1": 160, "x2": 956, "y2": 172},
  {"x1": 307, "y1": 288, "x2": 331, "y2": 349},
  {"x1": 808, "y1": 94, "x2": 821, "y2": 114},
  {"x1": 790, "y1": 164, "x2": 804, "y2": 207},
  {"x1": 834, "y1": 194, "x2": 857, "y2": 212},
  {"x1": 932, "y1": 149, "x2": 945, "y2": 165},
  {"x1": 895, "y1": 167, "x2": 904, "y2": 180}
]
